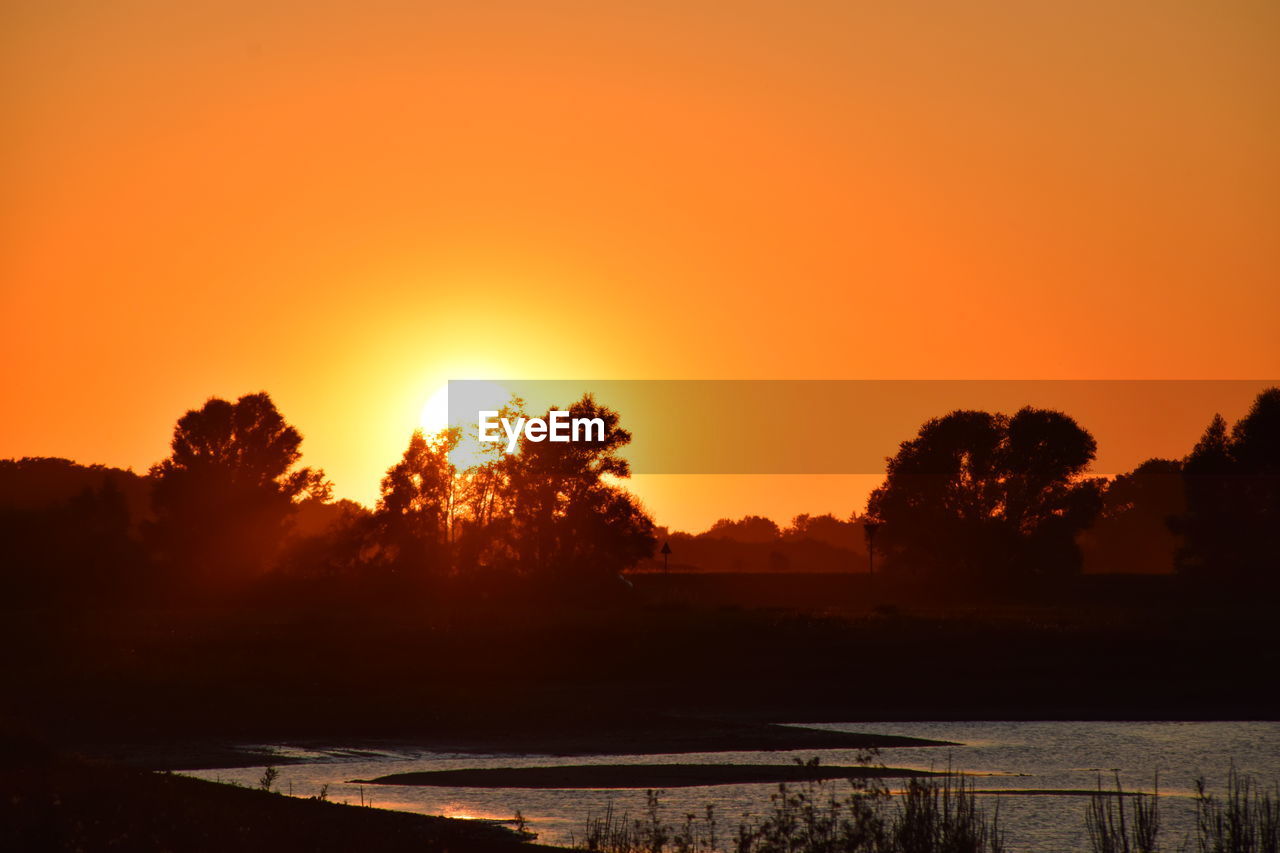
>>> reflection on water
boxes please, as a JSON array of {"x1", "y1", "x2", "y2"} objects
[{"x1": 182, "y1": 721, "x2": 1280, "y2": 852}]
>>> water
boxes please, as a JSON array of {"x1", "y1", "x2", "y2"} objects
[{"x1": 182, "y1": 721, "x2": 1280, "y2": 852}]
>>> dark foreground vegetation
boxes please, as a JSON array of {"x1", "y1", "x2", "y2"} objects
[
  {"x1": 1085, "y1": 768, "x2": 1278, "y2": 853},
  {"x1": 566, "y1": 765, "x2": 1280, "y2": 853},
  {"x1": 574, "y1": 768, "x2": 1007, "y2": 853}
]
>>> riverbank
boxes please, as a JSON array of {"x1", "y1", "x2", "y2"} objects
[
  {"x1": 76, "y1": 718, "x2": 953, "y2": 772},
  {"x1": 0, "y1": 749, "x2": 562, "y2": 853},
  {"x1": 354, "y1": 762, "x2": 939, "y2": 788}
]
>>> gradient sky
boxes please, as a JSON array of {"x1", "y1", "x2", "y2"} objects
[{"x1": 3, "y1": 0, "x2": 1278, "y2": 531}]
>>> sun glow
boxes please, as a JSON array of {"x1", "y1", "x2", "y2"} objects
[
  {"x1": 419, "y1": 385, "x2": 452, "y2": 436},
  {"x1": 419, "y1": 380, "x2": 515, "y2": 469}
]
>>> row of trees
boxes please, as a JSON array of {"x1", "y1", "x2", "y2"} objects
[
  {"x1": 864, "y1": 388, "x2": 1280, "y2": 588},
  {"x1": 655, "y1": 513, "x2": 870, "y2": 574},
  {"x1": 867, "y1": 407, "x2": 1102, "y2": 584},
  {"x1": 72, "y1": 391, "x2": 655, "y2": 598},
  {"x1": 1, "y1": 387, "x2": 1275, "y2": 604},
  {"x1": 356, "y1": 394, "x2": 655, "y2": 591}
]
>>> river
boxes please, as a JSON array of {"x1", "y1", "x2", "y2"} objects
[{"x1": 182, "y1": 720, "x2": 1280, "y2": 851}]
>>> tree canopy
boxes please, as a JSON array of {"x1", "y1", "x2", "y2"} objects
[
  {"x1": 353, "y1": 394, "x2": 655, "y2": 596},
  {"x1": 1176, "y1": 388, "x2": 1280, "y2": 584},
  {"x1": 149, "y1": 392, "x2": 330, "y2": 582},
  {"x1": 866, "y1": 407, "x2": 1102, "y2": 585}
]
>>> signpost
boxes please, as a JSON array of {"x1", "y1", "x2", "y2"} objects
[
  {"x1": 660, "y1": 540, "x2": 672, "y2": 604},
  {"x1": 862, "y1": 521, "x2": 880, "y2": 576}
]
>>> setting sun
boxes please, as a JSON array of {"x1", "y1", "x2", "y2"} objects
[
  {"x1": 419, "y1": 385, "x2": 451, "y2": 437},
  {"x1": 414, "y1": 379, "x2": 517, "y2": 469},
  {"x1": 2, "y1": 3, "x2": 1278, "y2": 849}
]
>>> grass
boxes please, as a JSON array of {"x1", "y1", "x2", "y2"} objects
[
  {"x1": 1085, "y1": 767, "x2": 1278, "y2": 853},
  {"x1": 1085, "y1": 773, "x2": 1159, "y2": 853},
  {"x1": 575, "y1": 761, "x2": 1280, "y2": 853},
  {"x1": 574, "y1": 757, "x2": 1004, "y2": 853},
  {"x1": 1192, "y1": 768, "x2": 1279, "y2": 853}
]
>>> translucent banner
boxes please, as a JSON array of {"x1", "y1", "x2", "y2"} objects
[{"x1": 446, "y1": 379, "x2": 1276, "y2": 474}]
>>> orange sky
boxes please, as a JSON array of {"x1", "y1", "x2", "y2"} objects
[{"x1": 2, "y1": 1, "x2": 1278, "y2": 531}]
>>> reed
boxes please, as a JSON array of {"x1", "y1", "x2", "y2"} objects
[
  {"x1": 575, "y1": 757, "x2": 1003, "y2": 853},
  {"x1": 1085, "y1": 766, "x2": 1277, "y2": 853},
  {"x1": 1193, "y1": 767, "x2": 1279, "y2": 853},
  {"x1": 1085, "y1": 772, "x2": 1159, "y2": 853}
]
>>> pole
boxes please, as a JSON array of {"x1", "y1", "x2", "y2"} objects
[
  {"x1": 660, "y1": 541, "x2": 672, "y2": 605},
  {"x1": 863, "y1": 521, "x2": 880, "y2": 577}
]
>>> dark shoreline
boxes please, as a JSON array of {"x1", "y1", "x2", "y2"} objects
[
  {"x1": 77, "y1": 720, "x2": 957, "y2": 772},
  {"x1": 0, "y1": 755, "x2": 567, "y2": 853},
  {"x1": 354, "y1": 762, "x2": 939, "y2": 789}
]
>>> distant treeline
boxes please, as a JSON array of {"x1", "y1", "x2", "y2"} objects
[
  {"x1": 644, "y1": 514, "x2": 870, "y2": 574},
  {"x1": 1, "y1": 387, "x2": 1276, "y2": 606}
]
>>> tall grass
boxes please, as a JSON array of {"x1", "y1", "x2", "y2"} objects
[
  {"x1": 1192, "y1": 768, "x2": 1279, "y2": 853},
  {"x1": 575, "y1": 758, "x2": 1003, "y2": 853},
  {"x1": 1085, "y1": 767, "x2": 1277, "y2": 853},
  {"x1": 891, "y1": 775, "x2": 1004, "y2": 853},
  {"x1": 1085, "y1": 773, "x2": 1159, "y2": 853}
]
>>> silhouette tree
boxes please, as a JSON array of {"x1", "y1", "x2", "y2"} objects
[
  {"x1": 705, "y1": 515, "x2": 781, "y2": 544},
  {"x1": 785, "y1": 513, "x2": 864, "y2": 551},
  {"x1": 274, "y1": 497, "x2": 374, "y2": 580},
  {"x1": 648, "y1": 514, "x2": 868, "y2": 574},
  {"x1": 450, "y1": 398, "x2": 525, "y2": 579},
  {"x1": 1175, "y1": 388, "x2": 1280, "y2": 586},
  {"x1": 0, "y1": 457, "x2": 151, "y2": 518},
  {"x1": 0, "y1": 460, "x2": 149, "y2": 604},
  {"x1": 497, "y1": 394, "x2": 656, "y2": 593},
  {"x1": 866, "y1": 407, "x2": 1102, "y2": 585},
  {"x1": 1080, "y1": 458, "x2": 1185, "y2": 574},
  {"x1": 373, "y1": 428, "x2": 459, "y2": 577},
  {"x1": 149, "y1": 392, "x2": 330, "y2": 583}
]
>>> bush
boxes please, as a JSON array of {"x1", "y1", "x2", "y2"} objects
[{"x1": 576, "y1": 757, "x2": 1003, "y2": 853}]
